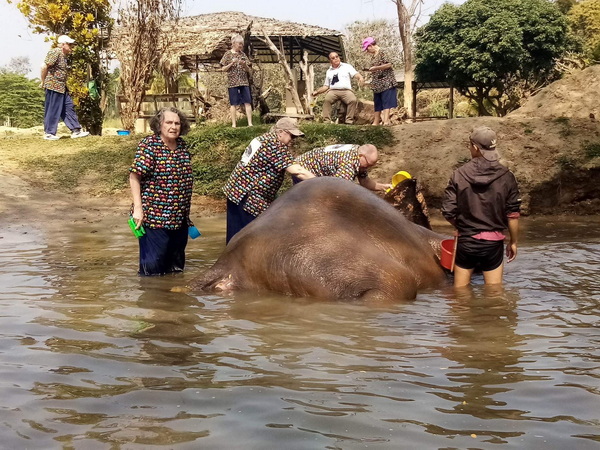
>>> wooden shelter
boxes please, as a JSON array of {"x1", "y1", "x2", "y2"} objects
[{"x1": 166, "y1": 12, "x2": 345, "y2": 72}]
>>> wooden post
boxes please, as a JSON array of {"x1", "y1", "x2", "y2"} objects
[
  {"x1": 257, "y1": 30, "x2": 304, "y2": 114},
  {"x1": 449, "y1": 83, "x2": 454, "y2": 119},
  {"x1": 412, "y1": 81, "x2": 417, "y2": 119}
]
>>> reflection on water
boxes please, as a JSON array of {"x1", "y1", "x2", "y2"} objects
[{"x1": 0, "y1": 215, "x2": 598, "y2": 448}]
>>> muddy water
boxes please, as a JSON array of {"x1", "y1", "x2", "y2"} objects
[{"x1": 0, "y1": 214, "x2": 598, "y2": 449}]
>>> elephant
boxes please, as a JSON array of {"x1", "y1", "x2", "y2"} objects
[{"x1": 187, "y1": 177, "x2": 449, "y2": 301}]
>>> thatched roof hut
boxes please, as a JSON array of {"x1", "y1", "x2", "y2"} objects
[{"x1": 166, "y1": 12, "x2": 345, "y2": 72}]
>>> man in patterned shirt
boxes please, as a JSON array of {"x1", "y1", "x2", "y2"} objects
[
  {"x1": 220, "y1": 34, "x2": 253, "y2": 128},
  {"x1": 223, "y1": 117, "x2": 316, "y2": 243},
  {"x1": 294, "y1": 144, "x2": 391, "y2": 192},
  {"x1": 40, "y1": 35, "x2": 89, "y2": 140}
]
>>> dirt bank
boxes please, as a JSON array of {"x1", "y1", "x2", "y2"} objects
[{"x1": 372, "y1": 115, "x2": 600, "y2": 215}]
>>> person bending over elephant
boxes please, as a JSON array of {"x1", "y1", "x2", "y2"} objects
[
  {"x1": 223, "y1": 117, "x2": 315, "y2": 244},
  {"x1": 294, "y1": 144, "x2": 391, "y2": 192}
]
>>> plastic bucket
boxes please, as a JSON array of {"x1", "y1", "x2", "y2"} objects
[
  {"x1": 440, "y1": 239, "x2": 455, "y2": 270},
  {"x1": 391, "y1": 170, "x2": 412, "y2": 187}
]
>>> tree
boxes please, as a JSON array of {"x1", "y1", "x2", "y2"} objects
[
  {"x1": 0, "y1": 73, "x2": 45, "y2": 127},
  {"x1": 114, "y1": 0, "x2": 182, "y2": 131},
  {"x1": 1, "y1": 56, "x2": 32, "y2": 76},
  {"x1": 415, "y1": 0, "x2": 570, "y2": 116},
  {"x1": 344, "y1": 19, "x2": 403, "y2": 99},
  {"x1": 568, "y1": 0, "x2": 600, "y2": 61},
  {"x1": 14, "y1": 0, "x2": 113, "y2": 134},
  {"x1": 391, "y1": 0, "x2": 423, "y2": 120}
]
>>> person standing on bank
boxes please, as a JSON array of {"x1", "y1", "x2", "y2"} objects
[
  {"x1": 220, "y1": 34, "x2": 253, "y2": 128},
  {"x1": 223, "y1": 117, "x2": 316, "y2": 244},
  {"x1": 40, "y1": 35, "x2": 89, "y2": 140},
  {"x1": 442, "y1": 127, "x2": 521, "y2": 287},
  {"x1": 312, "y1": 52, "x2": 364, "y2": 125},
  {"x1": 129, "y1": 107, "x2": 195, "y2": 276},
  {"x1": 362, "y1": 37, "x2": 398, "y2": 126}
]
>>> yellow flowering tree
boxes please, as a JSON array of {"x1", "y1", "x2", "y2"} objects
[
  {"x1": 568, "y1": 0, "x2": 600, "y2": 62},
  {"x1": 14, "y1": 0, "x2": 113, "y2": 134}
]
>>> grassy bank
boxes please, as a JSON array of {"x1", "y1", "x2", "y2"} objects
[{"x1": 5, "y1": 123, "x2": 395, "y2": 197}]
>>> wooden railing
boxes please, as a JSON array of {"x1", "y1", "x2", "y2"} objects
[{"x1": 117, "y1": 93, "x2": 197, "y2": 121}]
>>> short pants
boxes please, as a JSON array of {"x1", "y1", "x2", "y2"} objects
[
  {"x1": 373, "y1": 87, "x2": 398, "y2": 112},
  {"x1": 228, "y1": 86, "x2": 252, "y2": 106},
  {"x1": 455, "y1": 236, "x2": 504, "y2": 272}
]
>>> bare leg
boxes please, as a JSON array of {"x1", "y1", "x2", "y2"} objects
[
  {"x1": 373, "y1": 111, "x2": 381, "y2": 126},
  {"x1": 244, "y1": 103, "x2": 253, "y2": 126},
  {"x1": 482, "y1": 264, "x2": 504, "y2": 285},
  {"x1": 381, "y1": 108, "x2": 391, "y2": 125},
  {"x1": 453, "y1": 265, "x2": 474, "y2": 287},
  {"x1": 230, "y1": 105, "x2": 237, "y2": 128}
]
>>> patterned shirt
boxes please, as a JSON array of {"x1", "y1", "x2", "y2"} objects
[
  {"x1": 220, "y1": 50, "x2": 251, "y2": 88},
  {"x1": 129, "y1": 134, "x2": 194, "y2": 230},
  {"x1": 369, "y1": 50, "x2": 396, "y2": 94},
  {"x1": 223, "y1": 132, "x2": 295, "y2": 217},
  {"x1": 43, "y1": 48, "x2": 68, "y2": 94},
  {"x1": 295, "y1": 145, "x2": 364, "y2": 180}
]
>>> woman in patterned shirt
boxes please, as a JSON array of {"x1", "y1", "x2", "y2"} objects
[
  {"x1": 362, "y1": 37, "x2": 398, "y2": 126},
  {"x1": 220, "y1": 34, "x2": 253, "y2": 128},
  {"x1": 129, "y1": 107, "x2": 195, "y2": 276}
]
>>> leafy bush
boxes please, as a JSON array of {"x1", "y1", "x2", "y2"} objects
[
  {"x1": 0, "y1": 73, "x2": 45, "y2": 128},
  {"x1": 185, "y1": 122, "x2": 395, "y2": 197},
  {"x1": 19, "y1": 123, "x2": 396, "y2": 198},
  {"x1": 583, "y1": 141, "x2": 600, "y2": 159}
]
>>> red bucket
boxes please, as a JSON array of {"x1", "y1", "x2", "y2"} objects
[{"x1": 441, "y1": 239, "x2": 456, "y2": 271}]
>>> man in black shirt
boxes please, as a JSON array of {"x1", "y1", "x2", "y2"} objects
[{"x1": 442, "y1": 126, "x2": 521, "y2": 287}]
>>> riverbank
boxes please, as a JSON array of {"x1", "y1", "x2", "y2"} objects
[{"x1": 1, "y1": 116, "x2": 599, "y2": 220}]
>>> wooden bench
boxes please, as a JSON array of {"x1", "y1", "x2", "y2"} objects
[
  {"x1": 118, "y1": 93, "x2": 197, "y2": 121},
  {"x1": 263, "y1": 112, "x2": 314, "y2": 123}
]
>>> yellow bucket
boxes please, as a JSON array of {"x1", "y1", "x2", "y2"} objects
[{"x1": 386, "y1": 170, "x2": 412, "y2": 193}]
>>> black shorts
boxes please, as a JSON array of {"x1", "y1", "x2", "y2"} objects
[{"x1": 455, "y1": 236, "x2": 504, "y2": 272}]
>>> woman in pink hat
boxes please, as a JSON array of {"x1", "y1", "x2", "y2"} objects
[{"x1": 361, "y1": 37, "x2": 398, "y2": 126}]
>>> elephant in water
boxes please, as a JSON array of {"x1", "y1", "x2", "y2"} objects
[{"x1": 187, "y1": 177, "x2": 448, "y2": 301}]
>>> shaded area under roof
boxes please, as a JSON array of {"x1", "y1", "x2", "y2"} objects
[{"x1": 171, "y1": 12, "x2": 346, "y2": 71}]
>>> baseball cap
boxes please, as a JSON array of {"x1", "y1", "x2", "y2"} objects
[
  {"x1": 274, "y1": 117, "x2": 304, "y2": 136},
  {"x1": 58, "y1": 35, "x2": 75, "y2": 44},
  {"x1": 470, "y1": 126, "x2": 499, "y2": 161},
  {"x1": 362, "y1": 37, "x2": 376, "y2": 51}
]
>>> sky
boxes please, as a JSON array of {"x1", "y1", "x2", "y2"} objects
[{"x1": 0, "y1": 0, "x2": 464, "y2": 77}]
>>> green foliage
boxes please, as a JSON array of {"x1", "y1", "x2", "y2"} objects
[
  {"x1": 415, "y1": 0, "x2": 571, "y2": 116},
  {"x1": 185, "y1": 123, "x2": 395, "y2": 197},
  {"x1": 18, "y1": 123, "x2": 396, "y2": 198},
  {"x1": 557, "y1": 154, "x2": 575, "y2": 169},
  {"x1": 568, "y1": 0, "x2": 600, "y2": 61},
  {"x1": 554, "y1": 116, "x2": 573, "y2": 137},
  {"x1": 583, "y1": 141, "x2": 600, "y2": 158},
  {"x1": 0, "y1": 73, "x2": 45, "y2": 128},
  {"x1": 344, "y1": 19, "x2": 403, "y2": 74},
  {"x1": 16, "y1": 0, "x2": 113, "y2": 134}
]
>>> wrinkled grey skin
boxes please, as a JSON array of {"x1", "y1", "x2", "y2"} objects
[{"x1": 188, "y1": 177, "x2": 448, "y2": 301}]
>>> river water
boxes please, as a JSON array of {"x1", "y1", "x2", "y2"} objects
[{"x1": 0, "y1": 214, "x2": 598, "y2": 449}]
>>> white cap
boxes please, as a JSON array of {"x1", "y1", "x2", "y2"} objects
[{"x1": 57, "y1": 35, "x2": 75, "y2": 44}]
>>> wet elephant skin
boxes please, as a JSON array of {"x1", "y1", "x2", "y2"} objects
[{"x1": 188, "y1": 177, "x2": 448, "y2": 301}]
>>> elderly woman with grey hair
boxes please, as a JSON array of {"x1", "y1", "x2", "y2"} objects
[
  {"x1": 220, "y1": 34, "x2": 253, "y2": 127},
  {"x1": 129, "y1": 107, "x2": 196, "y2": 276}
]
